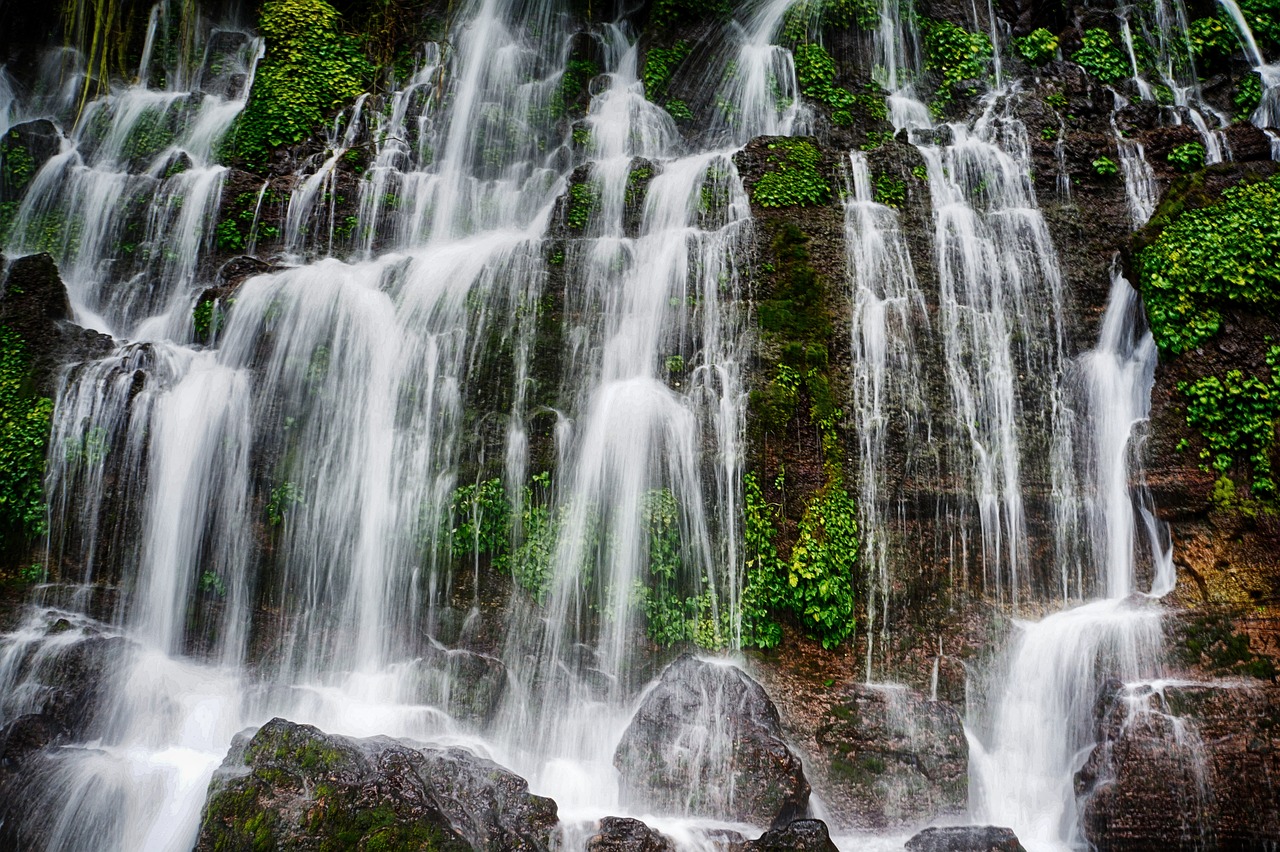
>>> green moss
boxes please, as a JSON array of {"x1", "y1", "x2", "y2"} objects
[
  {"x1": 1072, "y1": 29, "x2": 1128, "y2": 85},
  {"x1": 1138, "y1": 173, "x2": 1280, "y2": 354},
  {"x1": 566, "y1": 180, "x2": 599, "y2": 231},
  {"x1": 2, "y1": 137, "x2": 35, "y2": 193},
  {"x1": 222, "y1": 0, "x2": 371, "y2": 170},
  {"x1": 1179, "y1": 613, "x2": 1278, "y2": 679},
  {"x1": 751, "y1": 138, "x2": 830, "y2": 208},
  {"x1": 650, "y1": 0, "x2": 730, "y2": 27},
  {"x1": 0, "y1": 327, "x2": 53, "y2": 548},
  {"x1": 923, "y1": 18, "x2": 993, "y2": 103}
]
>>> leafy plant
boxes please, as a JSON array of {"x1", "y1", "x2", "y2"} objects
[
  {"x1": 741, "y1": 472, "x2": 783, "y2": 648},
  {"x1": 0, "y1": 327, "x2": 52, "y2": 544},
  {"x1": 1188, "y1": 16, "x2": 1239, "y2": 65},
  {"x1": 1168, "y1": 141, "x2": 1206, "y2": 173},
  {"x1": 1014, "y1": 28, "x2": 1059, "y2": 65},
  {"x1": 266, "y1": 481, "x2": 305, "y2": 526},
  {"x1": 1073, "y1": 29, "x2": 1128, "y2": 85},
  {"x1": 1235, "y1": 72, "x2": 1262, "y2": 121},
  {"x1": 923, "y1": 19, "x2": 993, "y2": 103},
  {"x1": 873, "y1": 173, "x2": 906, "y2": 207},
  {"x1": 786, "y1": 478, "x2": 859, "y2": 649},
  {"x1": 1091, "y1": 156, "x2": 1119, "y2": 177},
  {"x1": 642, "y1": 41, "x2": 690, "y2": 102},
  {"x1": 222, "y1": 0, "x2": 371, "y2": 170},
  {"x1": 1138, "y1": 173, "x2": 1280, "y2": 353},
  {"x1": 566, "y1": 181, "x2": 600, "y2": 231},
  {"x1": 751, "y1": 138, "x2": 830, "y2": 208},
  {"x1": 448, "y1": 477, "x2": 511, "y2": 562}
]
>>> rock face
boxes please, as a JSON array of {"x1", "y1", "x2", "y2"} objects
[
  {"x1": 814, "y1": 684, "x2": 967, "y2": 829},
  {"x1": 195, "y1": 718, "x2": 558, "y2": 851},
  {"x1": 745, "y1": 819, "x2": 839, "y2": 852},
  {"x1": 586, "y1": 817, "x2": 676, "y2": 852},
  {"x1": 1076, "y1": 681, "x2": 1280, "y2": 849},
  {"x1": 613, "y1": 654, "x2": 810, "y2": 827},
  {"x1": 904, "y1": 825, "x2": 1027, "y2": 852}
]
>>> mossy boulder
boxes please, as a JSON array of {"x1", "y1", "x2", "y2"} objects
[{"x1": 195, "y1": 718, "x2": 558, "y2": 851}]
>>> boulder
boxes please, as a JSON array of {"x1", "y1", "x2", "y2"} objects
[
  {"x1": 586, "y1": 817, "x2": 676, "y2": 852},
  {"x1": 613, "y1": 654, "x2": 809, "y2": 827},
  {"x1": 1076, "y1": 681, "x2": 1280, "y2": 849},
  {"x1": 815, "y1": 684, "x2": 967, "y2": 829},
  {"x1": 904, "y1": 825, "x2": 1027, "y2": 852},
  {"x1": 195, "y1": 718, "x2": 558, "y2": 851},
  {"x1": 745, "y1": 819, "x2": 839, "y2": 851}
]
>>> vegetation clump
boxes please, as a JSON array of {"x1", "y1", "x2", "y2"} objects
[
  {"x1": 1168, "y1": 141, "x2": 1206, "y2": 174},
  {"x1": 0, "y1": 327, "x2": 53, "y2": 549},
  {"x1": 642, "y1": 41, "x2": 690, "y2": 102},
  {"x1": 751, "y1": 138, "x2": 830, "y2": 208},
  {"x1": 1072, "y1": 28, "x2": 1128, "y2": 85},
  {"x1": 1014, "y1": 28, "x2": 1059, "y2": 65},
  {"x1": 1138, "y1": 173, "x2": 1280, "y2": 354},
  {"x1": 223, "y1": 0, "x2": 371, "y2": 170},
  {"x1": 792, "y1": 43, "x2": 884, "y2": 127},
  {"x1": 566, "y1": 180, "x2": 600, "y2": 231},
  {"x1": 923, "y1": 19, "x2": 992, "y2": 105},
  {"x1": 1091, "y1": 156, "x2": 1118, "y2": 177}
]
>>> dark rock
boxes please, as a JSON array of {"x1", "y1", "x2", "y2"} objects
[
  {"x1": 198, "y1": 30, "x2": 252, "y2": 98},
  {"x1": 1076, "y1": 681, "x2": 1280, "y2": 849},
  {"x1": 1, "y1": 119, "x2": 60, "y2": 200},
  {"x1": 587, "y1": 816, "x2": 676, "y2": 852},
  {"x1": 421, "y1": 644, "x2": 508, "y2": 725},
  {"x1": 745, "y1": 818, "x2": 838, "y2": 852},
  {"x1": 0, "y1": 253, "x2": 115, "y2": 395},
  {"x1": 815, "y1": 685, "x2": 968, "y2": 829},
  {"x1": 614, "y1": 654, "x2": 810, "y2": 827},
  {"x1": 3, "y1": 629, "x2": 129, "y2": 740},
  {"x1": 0, "y1": 713, "x2": 67, "y2": 768},
  {"x1": 195, "y1": 718, "x2": 558, "y2": 852},
  {"x1": 904, "y1": 825, "x2": 1027, "y2": 852}
]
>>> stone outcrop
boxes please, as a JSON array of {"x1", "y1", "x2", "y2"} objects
[
  {"x1": 586, "y1": 817, "x2": 677, "y2": 852},
  {"x1": 614, "y1": 654, "x2": 810, "y2": 827},
  {"x1": 745, "y1": 819, "x2": 840, "y2": 852},
  {"x1": 195, "y1": 718, "x2": 558, "y2": 851},
  {"x1": 1076, "y1": 681, "x2": 1280, "y2": 849},
  {"x1": 904, "y1": 825, "x2": 1027, "y2": 852},
  {"x1": 814, "y1": 684, "x2": 968, "y2": 829}
]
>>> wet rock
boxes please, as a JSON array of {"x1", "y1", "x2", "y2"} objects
[
  {"x1": 421, "y1": 644, "x2": 508, "y2": 725},
  {"x1": 195, "y1": 718, "x2": 558, "y2": 851},
  {"x1": 4, "y1": 629, "x2": 129, "y2": 740},
  {"x1": 0, "y1": 253, "x2": 114, "y2": 395},
  {"x1": 1076, "y1": 681, "x2": 1280, "y2": 849},
  {"x1": 904, "y1": 825, "x2": 1026, "y2": 852},
  {"x1": 587, "y1": 816, "x2": 676, "y2": 852},
  {"x1": 1, "y1": 119, "x2": 60, "y2": 200},
  {"x1": 814, "y1": 684, "x2": 967, "y2": 830},
  {"x1": 744, "y1": 818, "x2": 838, "y2": 852},
  {"x1": 0, "y1": 713, "x2": 67, "y2": 768},
  {"x1": 198, "y1": 30, "x2": 252, "y2": 98},
  {"x1": 614, "y1": 654, "x2": 810, "y2": 827}
]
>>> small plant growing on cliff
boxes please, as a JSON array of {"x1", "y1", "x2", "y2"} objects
[
  {"x1": 566, "y1": 181, "x2": 600, "y2": 231},
  {"x1": 1235, "y1": 73, "x2": 1263, "y2": 121},
  {"x1": 873, "y1": 173, "x2": 906, "y2": 207},
  {"x1": 1073, "y1": 29, "x2": 1128, "y2": 85},
  {"x1": 1168, "y1": 141, "x2": 1206, "y2": 173},
  {"x1": 267, "y1": 481, "x2": 305, "y2": 526},
  {"x1": 642, "y1": 41, "x2": 690, "y2": 102},
  {"x1": 923, "y1": 19, "x2": 993, "y2": 103},
  {"x1": 0, "y1": 327, "x2": 53, "y2": 543},
  {"x1": 1091, "y1": 156, "x2": 1119, "y2": 177},
  {"x1": 1014, "y1": 28, "x2": 1059, "y2": 65},
  {"x1": 751, "y1": 138, "x2": 830, "y2": 208}
]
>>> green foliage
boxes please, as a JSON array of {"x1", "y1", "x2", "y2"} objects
[
  {"x1": 1072, "y1": 29, "x2": 1128, "y2": 85},
  {"x1": 1225, "y1": 0, "x2": 1280, "y2": 49},
  {"x1": 751, "y1": 138, "x2": 830, "y2": 208},
  {"x1": 0, "y1": 327, "x2": 52, "y2": 544},
  {"x1": 223, "y1": 0, "x2": 371, "y2": 170},
  {"x1": 651, "y1": 0, "x2": 730, "y2": 26},
  {"x1": 1188, "y1": 16, "x2": 1239, "y2": 65},
  {"x1": 1139, "y1": 174, "x2": 1280, "y2": 353},
  {"x1": 18, "y1": 563, "x2": 44, "y2": 584},
  {"x1": 448, "y1": 477, "x2": 511, "y2": 561},
  {"x1": 787, "y1": 479, "x2": 858, "y2": 649},
  {"x1": 1180, "y1": 613, "x2": 1278, "y2": 679},
  {"x1": 637, "y1": 488, "x2": 727, "y2": 649},
  {"x1": 1168, "y1": 141, "x2": 1206, "y2": 173},
  {"x1": 1235, "y1": 73, "x2": 1262, "y2": 121},
  {"x1": 923, "y1": 19, "x2": 993, "y2": 103},
  {"x1": 782, "y1": 0, "x2": 878, "y2": 42},
  {"x1": 1177, "y1": 346, "x2": 1280, "y2": 496},
  {"x1": 1045, "y1": 91, "x2": 1068, "y2": 110},
  {"x1": 2, "y1": 137, "x2": 35, "y2": 193},
  {"x1": 873, "y1": 173, "x2": 905, "y2": 207},
  {"x1": 199, "y1": 570, "x2": 227, "y2": 596},
  {"x1": 559, "y1": 58, "x2": 600, "y2": 117},
  {"x1": 665, "y1": 99, "x2": 693, "y2": 121},
  {"x1": 1091, "y1": 156, "x2": 1118, "y2": 177},
  {"x1": 512, "y1": 477, "x2": 557, "y2": 603},
  {"x1": 642, "y1": 41, "x2": 690, "y2": 102},
  {"x1": 792, "y1": 44, "x2": 882, "y2": 127},
  {"x1": 566, "y1": 181, "x2": 600, "y2": 231},
  {"x1": 1014, "y1": 28, "x2": 1059, "y2": 65},
  {"x1": 193, "y1": 297, "x2": 235, "y2": 342},
  {"x1": 741, "y1": 472, "x2": 783, "y2": 648},
  {"x1": 266, "y1": 481, "x2": 305, "y2": 526}
]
